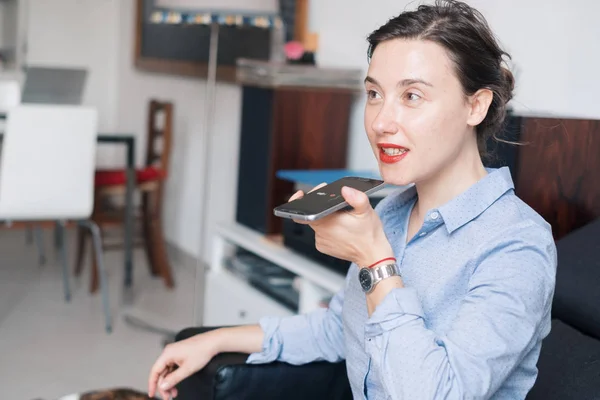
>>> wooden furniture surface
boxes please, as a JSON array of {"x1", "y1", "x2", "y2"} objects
[
  {"x1": 269, "y1": 88, "x2": 353, "y2": 231},
  {"x1": 236, "y1": 84, "x2": 357, "y2": 235},
  {"x1": 515, "y1": 117, "x2": 600, "y2": 240}
]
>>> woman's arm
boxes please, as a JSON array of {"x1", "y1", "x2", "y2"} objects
[
  {"x1": 364, "y1": 222, "x2": 556, "y2": 399},
  {"x1": 247, "y1": 274, "x2": 347, "y2": 365}
]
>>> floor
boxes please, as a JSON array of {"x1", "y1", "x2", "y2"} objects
[{"x1": 0, "y1": 228, "x2": 197, "y2": 400}]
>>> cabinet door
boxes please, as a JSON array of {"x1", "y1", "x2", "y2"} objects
[
  {"x1": 268, "y1": 88, "x2": 353, "y2": 233},
  {"x1": 203, "y1": 271, "x2": 294, "y2": 327}
]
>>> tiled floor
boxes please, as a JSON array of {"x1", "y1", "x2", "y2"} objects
[{"x1": 0, "y1": 228, "x2": 196, "y2": 400}]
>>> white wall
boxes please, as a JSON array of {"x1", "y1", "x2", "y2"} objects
[
  {"x1": 0, "y1": 2, "x2": 5, "y2": 48},
  {"x1": 26, "y1": 0, "x2": 120, "y2": 134}
]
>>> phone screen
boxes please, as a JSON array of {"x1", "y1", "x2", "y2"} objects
[{"x1": 275, "y1": 177, "x2": 384, "y2": 217}]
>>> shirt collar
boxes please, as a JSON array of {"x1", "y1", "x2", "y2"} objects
[{"x1": 437, "y1": 166, "x2": 515, "y2": 234}]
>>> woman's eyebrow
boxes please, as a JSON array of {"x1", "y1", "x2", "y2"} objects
[
  {"x1": 363, "y1": 76, "x2": 433, "y2": 88},
  {"x1": 398, "y1": 78, "x2": 433, "y2": 87}
]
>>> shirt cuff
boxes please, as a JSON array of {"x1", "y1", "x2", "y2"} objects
[
  {"x1": 246, "y1": 315, "x2": 282, "y2": 364},
  {"x1": 365, "y1": 287, "x2": 425, "y2": 338}
]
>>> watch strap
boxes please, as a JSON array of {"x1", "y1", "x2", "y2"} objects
[{"x1": 372, "y1": 263, "x2": 400, "y2": 282}]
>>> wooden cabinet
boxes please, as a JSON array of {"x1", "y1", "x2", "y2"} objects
[
  {"x1": 235, "y1": 83, "x2": 358, "y2": 234},
  {"x1": 514, "y1": 117, "x2": 600, "y2": 239}
]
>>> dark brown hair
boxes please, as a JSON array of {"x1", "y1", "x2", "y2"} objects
[{"x1": 367, "y1": 0, "x2": 515, "y2": 160}]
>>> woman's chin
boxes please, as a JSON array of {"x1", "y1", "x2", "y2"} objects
[{"x1": 378, "y1": 164, "x2": 413, "y2": 187}]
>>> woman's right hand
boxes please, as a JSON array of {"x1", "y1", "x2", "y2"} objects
[{"x1": 148, "y1": 332, "x2": 220, "y2": 399}]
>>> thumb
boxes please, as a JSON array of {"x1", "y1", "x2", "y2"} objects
[
  {"x1": 341, "y1": 186, "x2": 371, "y2": 215},
  {"x1": 160, "y1": 366, "x2": 190, "y2": 391}
]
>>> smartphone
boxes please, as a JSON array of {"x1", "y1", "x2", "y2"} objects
[{"x1": 273, "y1": 176, "x2": 385, "y2": 222}]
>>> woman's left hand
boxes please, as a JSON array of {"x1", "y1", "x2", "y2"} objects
[{"x1": 291, "y1": 185, "x2": 394, "y2": 267}]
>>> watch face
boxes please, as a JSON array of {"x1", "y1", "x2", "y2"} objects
[{"x1": 358, "y1": 268, "x2": 373, "y2": 292}]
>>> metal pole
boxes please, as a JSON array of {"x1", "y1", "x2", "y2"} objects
[{"x1": 193, "y1": 22, "x2": 220, "y2": 326}]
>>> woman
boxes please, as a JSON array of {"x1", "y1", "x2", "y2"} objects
[{"x1": 149, "y1": 1, "x2": 556, "y2": 399}]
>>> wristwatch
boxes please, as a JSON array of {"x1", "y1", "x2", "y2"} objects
[{"x1": 358, "y1": 263, "x2": 400, "y2": 293}]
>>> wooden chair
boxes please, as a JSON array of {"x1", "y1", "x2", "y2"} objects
[{"x1": 75, "y1": 100, "x2": 175, "y2": 292}]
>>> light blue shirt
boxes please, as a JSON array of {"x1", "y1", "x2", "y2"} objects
[{"x1": 247, "y1": 167, "x2": 557, "y2": 399}]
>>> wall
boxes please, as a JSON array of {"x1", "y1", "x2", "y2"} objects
[
  {"x1": 26, "y1": 0, "x2": 120, "y2": 135},
  {"x1": 0, "y1": 2, "x2": 5, "y2": 49},
  {"x1": 0, "y1": 0, "x2": 21, "y2": 71}
]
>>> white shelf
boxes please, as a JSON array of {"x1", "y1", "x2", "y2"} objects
[
  {"x1": 214, "y1": 222, "x2": 346, "y2": 294},
  {"x1": 200, "y1": 221, "x2": 347, "y2": 324},
  {"x1": 203, "y1": 269, "x2": 294, "y2": 326}
]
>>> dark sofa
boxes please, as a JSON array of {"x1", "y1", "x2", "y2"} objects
[{"x1": 174, "y1": 218, "x2": 600, "y2": 399}]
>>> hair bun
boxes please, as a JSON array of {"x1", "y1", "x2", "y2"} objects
[{"x1": 500, "y1": 67, "x2": 515, "y2": 101}]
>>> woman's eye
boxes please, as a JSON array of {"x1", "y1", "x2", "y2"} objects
[
  {"x1": 366, "y1": 90, "x2": 381, "y2": 100},
  {"x1": 405, "y1": 92, "x2": 421, "y2": 102}
]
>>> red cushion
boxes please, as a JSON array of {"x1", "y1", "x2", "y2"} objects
[{"x1": 95, "y1": 166, "x2": 166, "y2": 187}]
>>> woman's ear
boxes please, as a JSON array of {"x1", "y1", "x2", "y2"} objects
[{"x1": 466, "y1": 88, "x2": 494, "y2": 127}]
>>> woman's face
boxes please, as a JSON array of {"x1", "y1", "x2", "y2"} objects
[{"x1": 364, "y1": 39, "x2": 479, "y2": 186}]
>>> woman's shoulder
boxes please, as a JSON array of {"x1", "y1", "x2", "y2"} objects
[
  {"x1": 489, "y1": 192, "x2": 553, "y2": 236},
  {"x1": 474, "y1": 191, "x2": 556, "y2": 258}
]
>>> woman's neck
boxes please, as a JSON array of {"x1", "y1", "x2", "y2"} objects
[{"x1": 413, "y1": 146, "x2": 488, "y2": 219}]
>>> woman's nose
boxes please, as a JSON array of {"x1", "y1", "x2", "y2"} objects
[{"x1": 371, "y1": 105, "x2": 399, "y2": 136}]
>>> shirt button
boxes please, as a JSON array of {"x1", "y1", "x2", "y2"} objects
[
  {"x1": 419, "y1": 232, "x2": 427, "y2": 237},
  {"x1": 430, "y1": 211, "x2": 439, "y2": 220}
]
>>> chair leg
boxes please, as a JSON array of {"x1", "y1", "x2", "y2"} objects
[
  {"x1": 142, "y1": 193, "x2": 158, "y2": 276},
  {"x1": 25, "y1": 224, "x2": 33, "y2": 245},
  {"x1": 34, "y1": 225, "x2": 46, "y2": 266},
  {"x1": 80, "y1": 220, "x2": 112, "y2": 333},
  {"x1": 150, "y1": 215, "x2": 175, "y2": 288},
  {"x1": 90, "y1": 235, "x2": 100, "y2": 294},
  {"x1": 74, "y1": 225, "x2": 87, "y2": 277},
  {"x1": 54, "y1": 222, "x2": 63, "y2": 251},
  {"x1": 57, "y1": 220, "x2": 71, "y2": 302}
]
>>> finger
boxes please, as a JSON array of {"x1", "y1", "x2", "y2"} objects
[
  {"x1": 157, "y1": 369, "x2": 172, "y2": 400},
  {"x1": 288, "y1": 190, "x2": 304, "y2": 202},
  {"x1": 148, "y1": 355, "x2": 170, "y2": 397},
  {"x1": 308, "y1": 182, "x2": 327, "y2": 193},
  {"x1": 169, "y1": 387, "x2": 178, "y2": 398},
  {"x1": 341, "y1": 186, "x2": 371, "y2": 215},
  {"x1": 159, "y1": 366, "x2": 191, "y2": 393}
]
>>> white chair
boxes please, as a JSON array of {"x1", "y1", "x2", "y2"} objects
[
  {"x1": 0, "y1": 104, "x2": 112, "y2": 332},
  {"x1": 0, "y1": 79, "x2": 21, "y2": 113},
  {"x1": 0, "y1": 79, "x2": 47, "y2": 262},
  {"x1": 0, "y1": 80, "x2": 21, "y2": 152}
]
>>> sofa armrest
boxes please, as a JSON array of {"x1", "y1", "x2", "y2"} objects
[
  {"x1": 175, "y1": 327, "x2": 352, "y2": 400},
  {"x1": 527, "y1": 319, "x2": 600, "y2": 400}
]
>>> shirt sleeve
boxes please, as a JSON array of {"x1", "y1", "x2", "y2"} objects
[
  {"x1": 365, "y1": 221, "x2": 557, "y2": 399},
  {"x1": 246, "y1": 269, "x2": 350, "y2": 366}
]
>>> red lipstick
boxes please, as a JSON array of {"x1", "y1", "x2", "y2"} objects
[{"x1": 378, "y1": 143, "x2": 409, "y2": 164}]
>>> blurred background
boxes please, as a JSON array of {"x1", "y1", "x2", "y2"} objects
[{"x1": 0, "y1": 0, "x2": 598, "y2": 398}]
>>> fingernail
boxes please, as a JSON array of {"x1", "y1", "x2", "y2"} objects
[{"x1": 160, "y1": 381, "x2": 170, "y2": 390}]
